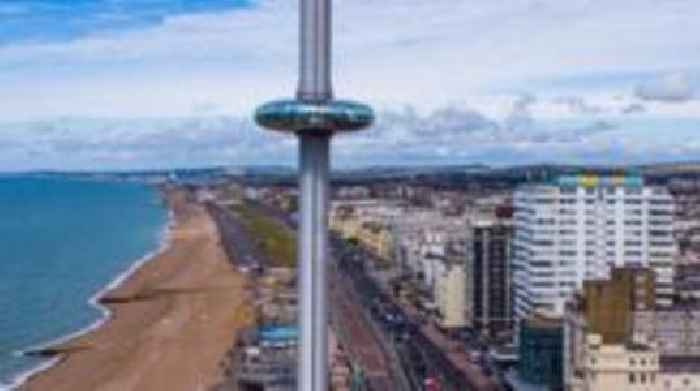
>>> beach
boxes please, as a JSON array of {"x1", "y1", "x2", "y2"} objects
[{"x1": 22, "y1": 188, "x2": 253, "y2": 391}]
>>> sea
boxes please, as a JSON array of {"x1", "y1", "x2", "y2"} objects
[{"x1": 0, "y1": 177, "x2": 169, "y2": 389}]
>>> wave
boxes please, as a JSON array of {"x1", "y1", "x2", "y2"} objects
[{"x1": 5, "y1": 209, "x2": 175, "y2": 390}]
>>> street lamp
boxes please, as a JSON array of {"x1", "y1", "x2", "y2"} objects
[{"x1": 254, "y1": 0, "x2": 373, "y2": 389}]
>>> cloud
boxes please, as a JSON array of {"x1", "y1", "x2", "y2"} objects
[
  {"x1": 334, "y1": 102, "x2": 619, "y2": 165},
  {"x1": 2, "y1": 0, "x2": 700, "y2": 120},
  {"x1": 0, "y1": 101, "x2": 623, "y2": 170},
  {"x1": 553, "y1": 96, "x2": 605, "y2": 114},
  {"x1": 0, "y1": 117, "x2": 292, "y2": 170},
  {"x1": 622, "y1": 103, "x2": 646, "y2": 114},
  {"x1": 0, "y1": 0, "x2": 699, "y2": 169},
  {"x1": 636, "y1": 72, "x2": 695, "y2": 102}
]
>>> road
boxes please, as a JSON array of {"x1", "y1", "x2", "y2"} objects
[
  {"x1": 206, "y1": 202, "x2": 262, "y2": 272},
  {"x1": 331, "y1": 237, "x2": 500, "y2": 391}
]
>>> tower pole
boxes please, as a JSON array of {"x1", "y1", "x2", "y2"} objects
[
  {"x1": 297, "y1": 1, "x2": 332, "y2": 389},
  {"x1": 255, "y1": 0, "x2": 373, "y2": 388}
]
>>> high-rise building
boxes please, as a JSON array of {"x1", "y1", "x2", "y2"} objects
[
  {"x1": 465, "y1": 214, "x2": 514, "y2": 337},
  {"x1": 513, "y1": 173, "x2": 676, "y2": 319}
]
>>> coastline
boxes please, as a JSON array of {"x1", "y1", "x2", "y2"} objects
[
  {"x1": 7, "y1": 206, "x2": 175, "y2": 391},
  {"x1": 19, "y1": 188, "x2": 253, "y2": 391}
]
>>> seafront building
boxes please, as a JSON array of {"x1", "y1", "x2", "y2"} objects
[
  {"x1": 464, "y1": 209, "x2": 514, "y2": 337},
  {"x1": 569, "y1": 333, "x2": 660, "y2": 391},
  {"x1": 563, "y1": 265, "x2": 700, "y2": 391},
  {"x1": 391, "y1": 211, "x2": 467, "y2": 279},
  {"x1": 514, "y1": 312, "x2": 565, "y2": 390},
  {"x1": 564, "y1": 330, "x2": 700, "y2": 391},
  {"x1": 330, "y1": 199, "x2": 405, "y2": 262},
  {"x1": 563, "y1": 266, "x2": 656, "y2": 389},
  {"x1": 513, "y1": 173, "x2": 676, "y2": 320},
  {"x1": 435, "y1": 261, "x2": 467, "y2": 329}
]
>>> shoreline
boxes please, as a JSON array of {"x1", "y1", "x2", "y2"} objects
[
  {"x1": 20, "y1": 188, "x2": 253, "y2": 391},
  {"x1": 5, "y1": 190, "x2": 174, "y2": 391}
]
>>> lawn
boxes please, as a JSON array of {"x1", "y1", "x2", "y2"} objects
[{"x1": 231, "y1": 204, "x2": 297, "y2": 268}]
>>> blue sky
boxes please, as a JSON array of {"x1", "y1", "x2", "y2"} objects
[{"x1": 0, "y1": 0, "x2": 699, "y2": 171}]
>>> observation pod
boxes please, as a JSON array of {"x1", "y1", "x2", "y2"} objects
[{"x1": 255, "y1": 99, "x2": 374, "y2": 134}]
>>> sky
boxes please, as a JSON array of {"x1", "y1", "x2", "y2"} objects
[{"x1": 0, "y1": 0, "x2": 699, "y2": 171}]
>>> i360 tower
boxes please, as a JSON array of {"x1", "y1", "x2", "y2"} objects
[{"x1": 254, "y1": 0, "x2": 374, "y2": 389}]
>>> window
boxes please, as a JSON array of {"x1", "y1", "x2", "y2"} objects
[
  {"x1": 629, "y1": 373, "x2": 636, "y2": 384},
  {"x1": 535, "y1": 198, "x2": 556, "y2": 204},
  {"x1": 641, "y1": 373, "x2": 647, "y2": 384},
  {"x1": 630, "y1": 358, "x2": 636, "y2": 366}
]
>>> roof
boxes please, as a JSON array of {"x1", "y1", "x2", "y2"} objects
[{"x1": 259, "y1": 325, "x2": 299, "y2": 342}]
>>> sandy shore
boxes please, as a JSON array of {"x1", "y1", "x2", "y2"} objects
[{"x1": 23, "y1": 189, "x2": 253, "y2": 391}]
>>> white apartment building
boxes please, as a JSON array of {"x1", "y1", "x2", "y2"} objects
[{"x1": 513, "y1": 174, "x2": 676, "y2": 318}]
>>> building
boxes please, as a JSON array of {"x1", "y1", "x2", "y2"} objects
[
  {"x1": 435, "y1": 262, "x2": 467, "y2": 329},
  {"x1": 465, "y1": 212, "x2": 514, "y2": 337},
  {"x1": 572, "y1": 333, "x2": 660, "y2": 391},
  {"x1": 513, "y1": 173, "x2": 676, "y2": 319},
  {"x1": 563, "y1": 266, "x2": 657, "y2": 390},
  {"x1": 563, "y1": 266, "x2": 700, "y2": 391},
  {"x1": 517, "y1": 312, "x2": 565, "y2": 390},
  {"x1": 582, "y1": 267, "x2": 656, "y2": 344},
  {"x1": 392, "y1": 210, "x2": 466, "y2": 277},
  {"x1": 633, "y1": 303, "x2": 700, "y2": 358},
  {"x1": 657, "y1": 357, "x2": 700, "y2": 391},
  {"x1": 674, "y1": 263, "x2": 700, "y2": 300},
  {"x1": 565, "y1": 334, "x2": 700, "y2": 391},
  {"x1": 329, "y1": 199, "x2": 405, "y2": 262},
  {"x1": 234, "y1": 326, "x2": 299, "y2": 391}
]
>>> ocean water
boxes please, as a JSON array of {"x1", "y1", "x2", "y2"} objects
[{"x1": 0, "y1": 177, "x2": 169, "y2": 389}]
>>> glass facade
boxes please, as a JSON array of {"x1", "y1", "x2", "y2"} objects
[{"x1": 518, "y1": 318, "x2": 564, "y2": 390}]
